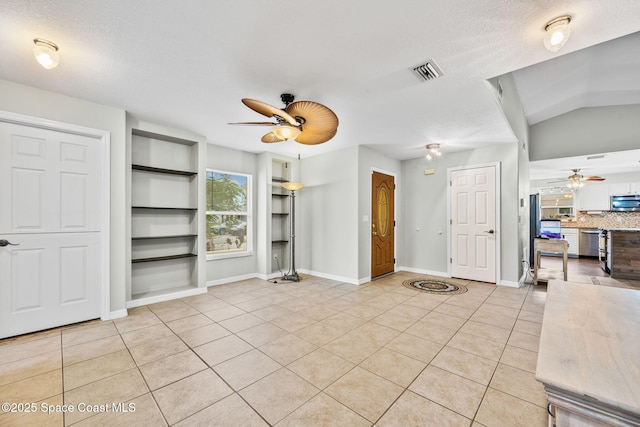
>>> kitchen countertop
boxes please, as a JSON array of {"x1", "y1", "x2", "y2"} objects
[
  {"x1": 605, "y1": 228, "x2": 640, "y2": 231},
  {"x1": 536, "y1": 281, "x2": 640, "y2": 421}
]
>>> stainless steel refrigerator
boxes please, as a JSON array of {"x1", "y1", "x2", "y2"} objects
[{"x1": 529, "y1": 194, "x2": 540, "y2": 266}]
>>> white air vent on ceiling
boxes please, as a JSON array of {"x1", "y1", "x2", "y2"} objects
[{"x1": 412, "y1": 60, "x2": 443, "y2": 82}]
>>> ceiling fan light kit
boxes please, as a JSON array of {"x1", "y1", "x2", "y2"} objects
[
  {"x1": 271, "y1": 125, "x2": 301, "y2": 141},
  {"x1": 230, "y1": 94, "x2": 338, "y2": 145},
  {"x1": 544, "y1": 15, "x2": 572, "y2": 52}
]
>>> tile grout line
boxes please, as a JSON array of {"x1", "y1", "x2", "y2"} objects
[{"x1": 371, "y1": 278, "x2": 496, "y2": 425}]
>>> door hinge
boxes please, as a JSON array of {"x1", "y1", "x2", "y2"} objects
[
  {"x1": 450, "y1": 180, "x2": 452, "y2": 186},
  {"x1": 450, "y1": 219, "x2": 452, "y2": 225},
  {"x1": 450, "y1": 257, "x2": 452, "y2": 263},
  {"x1": 394, "y1": 220, "x2": 396, "y2": 226}
]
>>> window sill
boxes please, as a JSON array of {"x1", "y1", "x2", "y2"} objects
[{"x1": 207, "y1": 251, "x2": 254, "y2": 261}]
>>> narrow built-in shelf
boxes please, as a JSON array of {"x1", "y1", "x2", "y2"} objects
[
  {"x1": 272, "y1": 240, "x2": 289, "y2": 243},
  {"x1": 132, "y1": 206, "x2": 197, "y2": 211},
  {"x1": 132, "y1": 234, "x2": 197, "y2": 241},
  {"x1": 128, "y1": 284, "x2": 203, "y2": 307},
  {"x1": 272, "y1": 193, "x2": 289, "y2": 198},
  {"x1": 272, "y1": 212, "x2": 289, "y2": 216},
  {"x1": 132, "y1": 164, "x2": 197, "y2": 176},
  {"x1": 132, "y1": 253, "x2": 197, "y2": 263},
  {"x1": 272, "y1": 177, "x2": 289, "y2": 183}
]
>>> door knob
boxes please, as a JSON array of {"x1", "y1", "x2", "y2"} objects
[
  {"x1": 372, "y1": 231, "x2": 377, "y2": 236},
  {"x1": 484, "y1": 230, "x2": 495, "y2": 234},
  {"x1": 0, "y1": 239, "x2": 19, "y2": 247}
]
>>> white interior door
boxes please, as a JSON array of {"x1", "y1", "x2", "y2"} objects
[
  {"x1": 0, "y1": 121, "x2": 102, "y2": 338},
  {"x1": 450, "y1": 165, "x2": 497, "y2": 283}
]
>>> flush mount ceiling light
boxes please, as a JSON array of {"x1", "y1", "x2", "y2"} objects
[
  {"x1": 543, "y1": 15, "x2": 572, "y2": 52},
  {"x1": 33, "y1": 38, "x2": 60, "y2": 69},
  {"x1": 425, "y1": 143, "x2": 442, "y2": 161}
]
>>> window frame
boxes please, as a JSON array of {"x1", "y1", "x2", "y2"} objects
[{"x1": 205, "y1": 168, "x2": 253, "y2": 260}]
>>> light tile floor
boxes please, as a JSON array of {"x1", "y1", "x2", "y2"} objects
[{"x1": 1, "y1": 268, "x2": 634, "y2": 426}]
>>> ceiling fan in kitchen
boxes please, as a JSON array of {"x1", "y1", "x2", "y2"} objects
[
  {"x1": 548, "y1": 169, "x2": 605, "y2": 188},
  {"x1": 228, "y1": 93, "x2": 339, "y2": 145}
]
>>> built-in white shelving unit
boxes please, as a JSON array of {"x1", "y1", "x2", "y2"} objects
[
  {"x1": 271, "y1": 159, "x2": 290, "y2": 274},
  {"x1": 127, "y1": 121, "x2": 206, "y2": 308}
]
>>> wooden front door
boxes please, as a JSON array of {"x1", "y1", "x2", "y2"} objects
[{"x1": 371, "y1": 171, "x2": 395, "y2": 278}]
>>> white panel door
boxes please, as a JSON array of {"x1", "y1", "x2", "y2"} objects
[
  {"x1": 0, "y1": 122, "x2": 102, "y2": 338},
  {"x1": 451, "y1": 166, "x2": 497, "y2": 283}
]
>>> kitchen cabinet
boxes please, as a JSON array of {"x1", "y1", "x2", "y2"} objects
[
  {"x1": 609, "y1": 181, "x2": 640, "y2": 196},
  {"x1": 578, "y1": 183, "x2": 609, "y2": 211},
  {"x1": 561, "y1": 228, "x2": 579, "y2": 256},
  {"x1": 609, "y1": 229, "x2": 640, "y2": 280}
]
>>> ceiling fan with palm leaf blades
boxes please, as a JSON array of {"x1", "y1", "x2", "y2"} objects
[
  {"x1": 228, "y1": 93, "x2": 339, "y2": 145},
  {"x1": 547, "y1": 169, "x2": 605, "y2": 188}
]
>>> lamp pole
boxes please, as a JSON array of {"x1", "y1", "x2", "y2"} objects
[{"x1": 281, "y1": 182, "x2": 304, "y2": 282}]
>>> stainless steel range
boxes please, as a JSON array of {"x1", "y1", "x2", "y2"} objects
[{"x1": 598, "y1": 229, "x2": 610, "y2": 273}]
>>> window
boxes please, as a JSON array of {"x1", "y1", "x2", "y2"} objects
[{"x1": 206, "y1": 170, "x2": 252, "y2": 259}]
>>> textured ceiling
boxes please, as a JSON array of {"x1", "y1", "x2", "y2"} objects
[
  {"x1": 1, "y1": 0, "x2": 640, "y2": 161},
  {"x1": 512, "y1": 32, "x2": 640, "y2": 125}
]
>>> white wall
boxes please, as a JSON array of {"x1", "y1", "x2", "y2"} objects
[
  {"x1": 400, "y1": 143, "x2": 521, "y2": 284},
  {"x1": 0, "y1": 79, "x2": 128, "y2": 311},
  {"x1": 493, "y1": 73, "x2": 531, "y2": 282},
  {"x1": 530, "y1": 105, "x2": 640, "y2": 161},
  {"x1": 298, "y1": 146, "x2": 359, "y2": 281}
]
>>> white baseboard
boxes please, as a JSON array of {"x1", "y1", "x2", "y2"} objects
[
  {"x1": 126, "y1": 287, "x2": 207, "y2": 309},
  {"x1": 499, "y1": 280, "x2": 522, "y2": 288},
  {"x1": 297, "y1": 269, "x2": 362, "y2": 285},
  {"x1": 105, "y1": 309, "x2": 128, "y2": 320},
  {"x1": 396, "y1": 266, "x2": 450, "y2": 277},
  {"x1": 206, "y1": 273, "x2": 262, "y2": 287}
]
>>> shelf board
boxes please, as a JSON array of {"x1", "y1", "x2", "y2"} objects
[
  {"x1": 272, "y1": 193, "x2": 289, "y2": 198},
  {"x1": 132, "y1": 253, "x2": 197, "y2": 263},
  {"x1": 272, "y1": 177, "x2": 289, "y2": 183},
  {"x1": 132, "y1": 206, "x2": 197, "y2": 211},
  {"x1": 132, "y1": 234, "x2": 197, "y2": 241},
  {"x1": 272, "y1": 240, "x2": 289, "y2": 243},
  {"x1": 272, "y1": 212, "x2": 289, "y2": 216},
  {"x1": 128, "y1": 284, "x2": 204, "y2": 308},
  {"x1": 132, "y1": 164, "x2": 197, "y2": 176}
]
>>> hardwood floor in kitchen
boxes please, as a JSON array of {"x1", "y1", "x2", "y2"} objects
[{"x1": 530, "y1": 256, "x2": 640, "y2": 289}]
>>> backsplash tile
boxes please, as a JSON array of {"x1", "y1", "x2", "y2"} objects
[{"x1": 562, "y1": 211, "x2": 640, "y2": 229}]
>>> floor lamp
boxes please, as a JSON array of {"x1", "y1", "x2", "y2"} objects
[{"x1": 281, "y1": 182, "x2": 304, "y2": 282}]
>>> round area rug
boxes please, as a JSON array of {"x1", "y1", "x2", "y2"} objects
[{"x1": 402, "y1": 278, "x2": 468, "y2": 295}]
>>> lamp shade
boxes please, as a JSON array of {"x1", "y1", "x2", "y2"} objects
[
  {"x1": 33, "y1": 38, "x2": 59, "y2": 69},
  {"x1": 272, "y1": 125, "x2": 301, "y2": 140},
  {"x1": 544, "y1": 16, "x2": 571, "y2": 52},
  {"x1": 281, "y1": 182, "x2": 304, "y2": 191}
]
